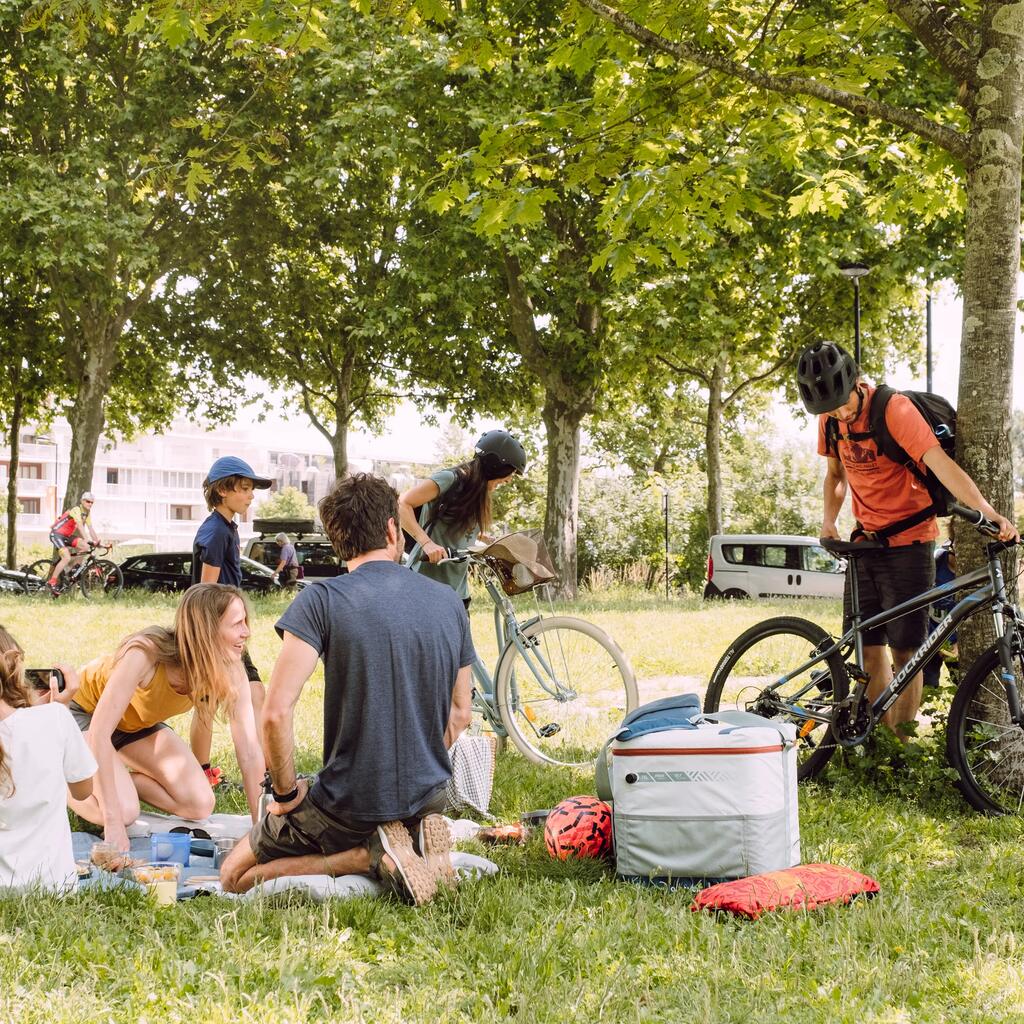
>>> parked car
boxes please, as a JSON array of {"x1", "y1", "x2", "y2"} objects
[
  {"x1": 243, "y1": 517, "x2": 346, "y2": 579},
  {"x1": 119, "y1": 552, "x2": 304, "y2": 594},
  {"x1": 0, "y1": 567, "x2": 32, "y2": 595},
  {"x1": 703, "y1": 534, "x2": 845, "y2": 600}
]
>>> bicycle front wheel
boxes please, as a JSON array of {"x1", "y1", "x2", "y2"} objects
[
  {"x1": 494, "y1": 616, "x2": 638, "y2": 767},
  {"x1": 947, "y1": 643, "x2": 1024, "y2": 815},
  {"x1": 704, "y1": 616, "x2": 848, "y2": 781},
  {"x1": 23, "y1": 559, "x2": 56, "y2": 597},
  {"x1": 80, "y1": 559, "x2": 123, "y2": 600}
]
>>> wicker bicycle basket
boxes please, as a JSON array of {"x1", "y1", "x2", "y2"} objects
[{"x1": 480, "y1": 529, "x2": 558, "y2": 596}]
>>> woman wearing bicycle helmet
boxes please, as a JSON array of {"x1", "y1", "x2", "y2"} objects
[{"x1": 398, "y1": 429, "x2": 527, "y2": 605}]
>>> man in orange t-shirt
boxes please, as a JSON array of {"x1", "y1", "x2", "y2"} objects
[{"x1": 797, "y1": 341, "x2": 1017, "y2": 737}]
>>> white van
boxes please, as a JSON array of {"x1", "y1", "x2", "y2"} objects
[{"x1": 703, "y1": 534, "x2": 845, "y2": 600}]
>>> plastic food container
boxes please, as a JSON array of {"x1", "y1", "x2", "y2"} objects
[
  {"x1": 90, "y1": 844, "x2": 143, "y2": 873},
  {"x1": 150, "y1": 832, "x2": 191, "y2": 867},
  {"x1": 126, "y1": 862, "x2": 181, "y2": 906}
]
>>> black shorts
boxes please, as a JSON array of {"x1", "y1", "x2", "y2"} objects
[
  {"x1": 843, "y1": 542, "x2": 935, "y2": 650},
  {"x1": 250, "y1": 786, "x2": 446, "y2": 864},
  {"x1": 50, "y1": 532, "x2": 84, "y2": 552},
  {"x1": 68, "y1": 700, "x2": 171, "y2": 751}
]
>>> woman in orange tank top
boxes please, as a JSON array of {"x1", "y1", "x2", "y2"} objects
[{"x1": 67, "y1": 584, "x2": 266, "y2": 852}]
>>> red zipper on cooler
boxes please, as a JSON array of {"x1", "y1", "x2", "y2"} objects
[{"x1": 612, "y1": 745, "x2": 783, "y2": 756}]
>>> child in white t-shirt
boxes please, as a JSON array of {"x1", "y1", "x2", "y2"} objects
[{"x1": 0, "y1": 627, "x2": 96, "y2": 892}]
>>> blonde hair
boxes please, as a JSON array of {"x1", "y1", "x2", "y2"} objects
[
  {"x1": 116, "y1": 585, "x2": 249, "y2": 721},
  {"x1": 0, "y1": 625, "x2": 30, "y2": 798}
]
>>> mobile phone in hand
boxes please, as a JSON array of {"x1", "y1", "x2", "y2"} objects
[{"x1": 25, "y1": 667, "x2": 66, "y2": 693}]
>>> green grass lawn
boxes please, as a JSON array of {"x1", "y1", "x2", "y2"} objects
[{"x1": 1, "y1": 592, "x2": 1023, "y2": 1023}]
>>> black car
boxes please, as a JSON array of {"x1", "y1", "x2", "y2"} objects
[
  {"x1": 244, "y1": 518, "x2": 346, "y2": 578},
  {"x1": 119, "y1": 552, "x2": 304, "y2": 594}
]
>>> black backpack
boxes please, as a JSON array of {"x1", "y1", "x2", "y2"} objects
[{"x1": 825, "y1": 384, "x2": 957, "y2": 540}]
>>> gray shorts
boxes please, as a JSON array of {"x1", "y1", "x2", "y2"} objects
[
  {"x1": 842, "y1": 542, "x2": 936, "y2": 650},
  {"x1": 68, "y1": 700, "x2": 171, "y2": 751},
  {"x1": 250, "y1": 786, "x2": 446, "y2": 864}
]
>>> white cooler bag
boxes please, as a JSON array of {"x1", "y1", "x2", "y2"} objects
[{"x1": 596, "y1": 695, "x2": 800, "y2": 883}]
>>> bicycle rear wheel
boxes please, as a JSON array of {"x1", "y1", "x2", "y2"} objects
[
  {"x1": 80, "y1": 559, "x2": 123, "y2": 600},
  {"x1": 494, "y1": 616, "x2": 638, "y2": 767},
  {"x1": 947, "y1": 643, "x2": 1024, "y2": 815},
  {"x1": 704, "y1": 616, "x2": 848, "y2": 781},
  {"x1": 22, "y1": 559, "x2": 56, "y2": 597}
]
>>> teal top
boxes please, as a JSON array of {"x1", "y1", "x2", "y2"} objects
[{"x1": 412, "y1": 469, "x2": 479, "y2": 600}]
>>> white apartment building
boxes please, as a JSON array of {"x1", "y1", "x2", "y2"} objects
[{"x1": 1, "y1": 417, "x2": 421, "y2": 551}]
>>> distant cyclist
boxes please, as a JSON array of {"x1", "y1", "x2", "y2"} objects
[
  {"x1": 797, "y1": 341, "x2": 1016, "y2": 738},
  {"x1": 48, "y1": 491, "x2": 103, "y2": 595}
]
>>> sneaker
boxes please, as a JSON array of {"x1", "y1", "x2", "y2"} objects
[
  {"x1": 418, "y1": 814, "x2": 457, "y2": 888},
  {"x1": 47, "y1": 583, "x2": 61, "y2": 599},
  {"x1": 372, "y1": 822, "x2": 437, "y2": 906}
]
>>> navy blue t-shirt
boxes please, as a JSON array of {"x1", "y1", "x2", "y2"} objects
[
  {"x1": 191, "y1": 511, "x2": 241, "y2": 587},
  {"x1": 276, "y1": 560, "x2": 475, "y2": 821}
]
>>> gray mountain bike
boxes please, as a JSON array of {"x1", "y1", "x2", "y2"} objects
[{"x1": 705, "y1": 504, "x2": 1024, "y2": 815}]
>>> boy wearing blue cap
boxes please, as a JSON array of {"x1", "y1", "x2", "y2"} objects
[
  {"x1": 190, "y1": 456, "x2": 273, "y2": 777},
  {"x1": 191, "y1": 456, "x2": 273, "y2": 588}
]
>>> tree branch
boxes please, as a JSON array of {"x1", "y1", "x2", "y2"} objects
[
  {"x1": 501, "y1": 248, "x2": 555, "y2": 377},
  {"x1": 299, "y1": 386, "x2": 337, "y2": 445},
  {"x1": 722, "y1": 349, "x2": 795, "y2": 407},
  {"x1": 885, "y1": 0, "x2": 975, "y2": 86},
  {"x1": 574, "y1": 0, "x2": 970, "y2": 161},
  {"x1": 657, "y1": 353, "x2": 710, "y2": 385}
]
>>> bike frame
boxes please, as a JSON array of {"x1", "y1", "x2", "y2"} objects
[
  {"x1": 765, "y1": 541, "x2": 1024, "y2": 734},
  {"x1": 58, "y1": 548, "x2": 103, "y2": 587},
  {"x1": 406, "y1": 544, "x2": 552, "y2": 733}
]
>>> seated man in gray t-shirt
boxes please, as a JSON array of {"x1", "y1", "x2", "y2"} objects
[{"x1": 220, "y1": 474, "x2": 474, "y2": 905}]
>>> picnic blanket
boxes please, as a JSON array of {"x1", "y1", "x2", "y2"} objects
[
  {"x1": 126, "y1": 811, "x2": 253, "y2": 840},
  {"x1": 73, "y1": 817, "x2": 496, "y2": 902}
]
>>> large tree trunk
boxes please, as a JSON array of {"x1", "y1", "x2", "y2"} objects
[
  {"x1": 63, "y1": 321, "x2": 120, "y2": 513},
  {"x1": 955, "y1": 11, "x2": 1024, "y2": 666},
  {"x1": 330, "y1": 427, "x2": 349, "y2": 481},
  {"x1": 543, "y1": 392, "x2": 586, "y2": 599},
  {"x1": 5, "y1": 387, "x2": 21, "y2": 569},
  {"x1": 705, "y1": 354, "x2": 726, "y2": 537}
]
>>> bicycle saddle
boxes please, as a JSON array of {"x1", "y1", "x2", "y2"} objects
[{"x1": 819, "y1": 537, "x2": 886, "y2": 555}]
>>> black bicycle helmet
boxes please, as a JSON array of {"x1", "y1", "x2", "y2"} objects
[
  {"x1": 796, "y1": 341, "x2": 858, "y2": 414},
  {"x1": 475, "y1": 429, "x2": 527, "y2": 479}
]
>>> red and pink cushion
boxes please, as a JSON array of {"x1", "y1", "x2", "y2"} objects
[{"x1": 692, "y1": 863, "x2": 879, "y2": 919}]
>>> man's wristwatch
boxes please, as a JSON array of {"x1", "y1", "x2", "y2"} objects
[{"x1": 272, "y1": 784, "x2": 299, "y2": 804}]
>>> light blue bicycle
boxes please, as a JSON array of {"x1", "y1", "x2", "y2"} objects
[{"x1": 410, "y1": 531, "x2": 638, "y2": 768}]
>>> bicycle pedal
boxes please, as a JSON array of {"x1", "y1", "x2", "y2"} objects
[
  {"x1": 846, "y1": 664, "x2": 870, "y2": 685},
  {"x1": 538, "y1": 723, "x2": 560, "y2": 738}
]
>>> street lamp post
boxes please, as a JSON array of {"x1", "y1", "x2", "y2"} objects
[
  {"x1": 925, "y1": 283, "x2": 934, "y2": 392},
  {"x1": 661, "y1": 487, "x2": 670, "y2": 601},
  {"x1": 838, "y1": 261, "x2": 871, "y2": 365}
]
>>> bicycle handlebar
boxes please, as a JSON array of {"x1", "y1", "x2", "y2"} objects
[
  {"x1": 950, "y1": 503, "x2": 1001, "y2": 537},
  {"x1": 406, "y1": 544, "x2": 470, "y2": 567},
  {"x1": 821, "y1": 504, "x2": 1014, "y2": 556}
]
